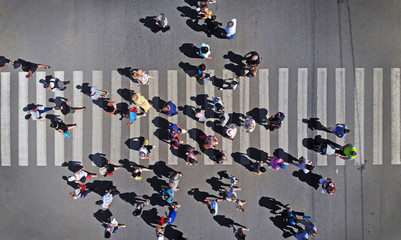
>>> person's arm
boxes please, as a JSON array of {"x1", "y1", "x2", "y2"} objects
[
  {"x1": 337, "y1": 155, "x2": 349, "y2": 161},
  {"x1": 142, "y1": 156, "x2": 155, "y2": 159}
]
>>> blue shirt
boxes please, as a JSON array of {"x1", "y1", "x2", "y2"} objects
[
  {"x1": 129, "y1": 112, "x2": 137, "y2": 123},
  {"x1": 335, "y1": 125, "x2": 347, "y2": 138},
  {"x1": 163, "y1": 189, "x2": 174, "y2": 203},
  {"x1": 170, "y1": 124, "x2": 181, "y2": 137},
  {"x1": 168, "y1": 209, "x2": 177, "y2": 224},
  {"x1": 166, "y1": 101, "x2": 178, "y2": 116}
]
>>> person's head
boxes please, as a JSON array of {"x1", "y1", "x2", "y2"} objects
[
  {"x1": 343, "y1": 129, "x2": 350, "y2": 134},
  {"x1": 238, "y1": 205, "x2": 245, "y2": 212},
  {"x1": 169, "y1": 182, "x2": 175, "y2": 188},
  {"x1": 69, "y1": 192, "x2": 77, "y2": 197},
  {"x1": 285, "y1": 204, "x2": 292, "y2": 211},
  {"x1": 25, "y1": 114, "x2": 32, "y2": 120},
  {"x1": 260, "y1": 167, "x2": 266, "y2": 173},
  {"x1": 306, "y1": 164, "x2": 315, "y2": 171},
  {"x1": 162, "y1": 105, "x2": 169, "y2": 112},
  {"x1": 349, "y1": 151, "x2": 357, "y2": 157},
  {"x1": 171, "y1": 139, "x2": 179, "y2": 148},
  {"x1": 210, "y1": 208, "x2": 216, "y2": 215},
  {"x1": 199, "y1": 63, "x2": 207, "y2": 71},
  {"x1": 310, "y1": 230, "x2": 317, "y2": 236},
  {"x1": 249, "y1": 122, "x2": 255, "y2": 129},
  {"x1": 189, "y1": 157, "x2": 196, "y2": 164},
  {"x1": 164, "y1": 193, "x2": 171, "y2": 200},
  {"x1": 231, "y1": 195, "x2": 237, "y2": 201},
  {"x1": 328, "y1": 186, "x2": 337, "y2": 194},
  {"x1": 104, "y1": 230, "x2": 112, "y2": 238},
  {"x1": 13, "y1": 61, "x2": 21, "y2": 69},
  {"x1": 133, "y1": 72, "x2": 143, "y2": 79},
  {"x1": 140, "y1": 152, "x2": 146, "y2": 158},
  {"x1": 132, "y1": 94, "x2": 139, "y2": 102},
  {"x1": 103, "y1": 105, "x2": 114, "y2": 112},
  {"x1": 227, "y1": 21, "x2": 234, "y2": 27},
  {"x1": 200, "y1": 2, "x2": 208, "y2": 8},
  {"x1": 249, "y1": 66, "x2": 257, "y2": 73},
  {"x1": 211, "y1": 15, "x2": 216, "y2": 21},
  {"x1": 160, "y1": 13, "x2": 165, "y2": 18},
  {"x1": 251, "y1": 54, "x2": 259, "y2": 60},
  {"x1": 200, "y1": 46, "x2": 209, "y2": 54}
]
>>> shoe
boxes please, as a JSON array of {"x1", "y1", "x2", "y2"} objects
[
  {"x1": 64, "y1": 81, "x2": 70, "y2": 84},
  {"x1": 26, "y1": 74, "x2": 31, "y2": 78},
  {"x1": 145, "y1": 199, "x2": 151, "y2": 204},
  {"x1": 152, "y1": 145, "x2": 156, "y2": 148},
  {"x1": 218, "y1": 87, "x2": 223, "y2": 91}
]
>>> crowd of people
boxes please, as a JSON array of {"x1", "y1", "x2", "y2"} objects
[{"x1": 0, "y1": 0, "x2": 359, "y2": 239}]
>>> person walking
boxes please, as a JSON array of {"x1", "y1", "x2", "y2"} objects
[
  {"x1": 43, "y1": 76, "x2": 70, "y2": 92},
  {"x1": 319, "y1": 177, "x2": 336, "y2": 194},
  {"x1": 104, "y1": 218, "x2": 126, "y2": 238},
  {"x1": 200, "y1": 135, "x2": 218, "y2": 149},
  {"x1": 216, "y1": 110, "x2": 229, "y2": 127},
  {"x1": 295, "y1": 217, "x2": 317, "y2": 240},
  {"x1": 335, "y1": 143, "x2": 357, "y2": 161},
  {"x1": 69, "y1": 184, "x2": 91, "y2": 200},
  {"x1": 162, "y1": 187, "x2": 174, "y2": 204},
  {"x1": 101, "y1": 187, "x2": 114, "y2": 209},
  {"x1": 50, "y1": 119, "x2": 77, "y2": 137},
  {"x1": 155, "y1": 13, "x2": 170, "y2": 32},
  {"x1": 13, "y1": 58, "x2": 50, "y2": 78},
  {"x1": 325, "y1": 123, "x2": 350, "y2": 138},
  {"x1": 99, "y1": 160, "x2": 121, "y2": 177},
  {"x1": 204, "y1": 15, "x2": 221, "y2": 37},
  {"x1": 204, "y1": 198, "x2": 223, "y2": 216},
  {"x1": 133, "y1": 199, "x2": 151, "y2": 217},
  {"x1": 225, "y1": 123, "x2": 238, "y2": 140},
  {"x1": 297, "y1": 156, "x2": 314, "y2": 174},
  {"x1": 169, "y1": 171, "x2": 183, "y2": 192},
  {"x1": 199, "y1": 43, "x2": 213, "y2": 59},
  {"x1": 67, "y1": 168, "x2": 97, "y2": 184},
  {"x1": 186, "y1": 147, "x2": 200, "y2": 166},
  {"x1": 156, "y1": 225, "x2": 165, "y2": 240},
  {"x1": 102, "y1": 100, "x2": 120, "y2": 115},
  {"x1": 250, "y1": 160, "x2": 266, "y2": 175},
  {"x1": 219, "y1": 77, "x2": 240, "y2": 91},
  {"x1": 167, "y1": 203, "x2": 181, "y2": 225},
  {"x1": 132, "y1": 69, "x2": 153, "y2": 85},
  {"x1": 25, "y1": 105, "x2": 53, "y2": 121},
  {"x1": 225, "y1": 19, "x2": 237, "y2": 39},
  {"x1": 130, "y1": 165, "x2": 152, "y2": 180},
  {"x1": 267, "y1": 156, "x2": 288, "y2": 171},
  {"x1": 244, "y1": 116, "x2": 256, "y2": 133},
  {"x1": 244, "y1": 51, "x2": 262, "y2": 68},
  {"x1": 87, "y1": 86, "x2": 108, "y2": 100},
  {"x1": 212, "y1": 149, "x2": 227, "y2": 164},
  {"x1": 162, "y1": 101, "x2": 178, "y2": 116},
  {"x1": 196, "y1": 63, "x2": 211, "y2": 85},
  {"x1": 132, "y1": 93, "x2": 152, "y2": 114},
  {"x1": 230, "y1": 175, "x2": 239, "y2": 187},
  {"x1": 53, "y1": 101, "x2": 85, "y2": 117},
  {"x1": 275, "y1": 204, "x2": 300, "y2": 226},
  {"x1": 169, "y1": 124, "x2": 187, "y2": 139},
  {"x1": 212, "y1": 97, "x2": 225, "y2": 113},
  {"x1": 139, "y1": 139, "x2": 156, "y2": 160},
  {"x1": 126, "y1": 107, "x2": 146, "y2": 125},
  {"x1": 231, "y1": 225, "x2": 249, "y2": 240},
  {"x1": 225, "y1": 186, "x2": 241, "y2": 202},
  {"x1": 0, "y1": 56, "x2": 13, "y2": 69}
]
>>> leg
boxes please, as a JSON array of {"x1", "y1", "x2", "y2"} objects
[
  {"x1": 38, "y1": 108, "x2": 53, "y2": 114},
  {"x1": 38, "y1": 64, "x2": 50, "y2": 69}
]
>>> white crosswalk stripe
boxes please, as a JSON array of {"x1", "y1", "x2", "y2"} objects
[
  {"x1": 2, "y1": 68, "x2": 401, "y2": 166},
  {"x1": 203, "y1": 70, "x2": 215, "y2": 165}
]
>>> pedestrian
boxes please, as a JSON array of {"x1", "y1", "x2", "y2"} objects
[
  {"x1": 50, "y1": 119, "x2": 77, "y2": 137},
  {"x1": 297, "y1": 156, "x2": 315, "y2": 174},
  {"x1": 212, "y1": 97, "x2": 225, "y2": 113},
  {"x1": 126, "y1": 107, "x2": 146, "y2": 125},
  {"x1": 170, "y1": 135, "x2": 183, "y2": 149},
  {"x1": 102, "y1": 101, "x2": 120, "y2": 115},
  {"x1": 155, "y1": 13, "x2": 170, "y2": 32},
  {"x1": 244, "y1": 51, "x2": 262, "y2": 68},
  {"x1": 295, "y1": 217, "x2": 317, "y2": 240},
  {"x1": 99, "y1": 160, "x2": 121, "y2": 177},
  {"x1": 230, "y1": 175, "x2": 239, "y2": 187},
  {"x1": 225, "y1": 19, "x2": 237, "y2": 39},
  {"x1": 104, "y1": 218, "x2": 126, "y2": 238},
  {"x1": 319, "y1": 178, "x2": 336, "y2": 194},
  {"x1": 130, "y1": 165, "x2": 152, "y2": 180},
  {"x1": 225, "y1": 186, "x2": 241, "y2": 202},
  {"x1": 204, "y1": 198, "x2": 223, "y2": 216},
  {"x1": 43, "y1": 76, "x2": 70, "y2": 92},
  {"x1": 196, "y1": 63, "x2": 211, "y2": 85},
  {"x1": 186, "y1": 147, "x2": 200, "y2": 166},
  {"x1": 204, "y1": 15, "x2": 221, "y2": 37},
  {"x1": 53, "y1": 101, "x2": 85, "y2": 117},
  {"x1": 325, "y1": 123, "x2": 350, "y2": 138},
  {"x1": 225, "y1": 123, "x2": 238, "y2": 140},
  {"x1": 264, "y1": 112, "x2": 285, "y2": 130},
  {"x1": 242, "y1": 66, "x2": 257, "y2": 79},
  {"x1": 267, "y1": 156, "x2": 288, "y2": 171},
  {"x1": 219, "y1": 77, "x2": 240, "y2": 91},
  {"x1": 212, "y1": 149, "x2": 227, "y2": 164},
  {"x1": 236, "y1": 199, "x2": 247, "y2": 212},
  {"x1": 162, "y1": 187, "x2": 174, "y2": 203},
  {"x1": 250, "y1": 160, "x2": 266, "y2": 175},
  {"x1": 156, "y1": 225, "x2": 165, "y2": 240},
  {"x1": 87, "y1": 86, "x2": 108, "y2": 100},
  {"x1": 69, "y1": 184, "x2": 90, "y2": 199},
  {"x1": 169, "y1": 123, "x2": 187, "y2": 138},
  {"x1": 132, "y1": 93, "x2": 152, "y2": 114},
  {"x1": 200, "y1": 135, "x2": 218, "y2": 149},
  {"x1": 199, "y1": 43, "x2": 213, "y2": 59},
  {"x1": 101, "y1": 187, "x2": 114, "y2": 209},
  {"x1": 167, "y1": 203, "x2": 181, "y2": 225},
  {"x1": 244, "y1": 116, "x2": 256, "y2": 133},
  {"x1": 132, "y1": 69, "x2": 153, "y2": 85},
  {"x1": 162, "y1": 101, "x2": 178, "y2": 116},
  {"x1": 25, "y1": 105, "x2": 52, "y2": 121},
  {"x1": 335, "y1": 143, "x2": 357, "y2": 161},
  {"x1": 231, "y1": 225, "x2": 249, "y2": 240},
  {"x1": 195, "y1": 109, "x2": 208, "y2": 122},
  {"x1": 275, "y1": 204, "x2": 299, "y2": 226},
  {"x1": 67, "y1": 168, "x2": 97, "y2": 184},
  {"x1": 13, "y1": 58, "x2": 50, "y2": 78},
  {"x1": 169, "y1": 171, "x2": 183, "y2": 192},
  {"x1": 216, "y1": 110, "x2": 229, "y2": 127},
  {"x1": 139, "y1": 139, "x2": 156, "y2": 160},
  {"x1": 133, "y1": 199, "x2": 151, "y2": 217},
  {"x1": 0, "y1": 56, "x2": 13, "y2": 69},
  {"x1": 196, "y1": 2, "x2": 212, "y2": 19}
]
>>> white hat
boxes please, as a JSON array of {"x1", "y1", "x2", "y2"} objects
[{"x1": 111, "y1": 218, "x2": 118, "y2": 225}]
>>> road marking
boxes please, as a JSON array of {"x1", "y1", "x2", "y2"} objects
[
  {"x1": 372, "y1": 68, "x2": 383, "y2": 165},
  {"x1": 204, "y1": 70, "x2": 215, "y2": 165},
  {"x1": 240, "y1": 75, "x2": 250, "y2": 163},
  {"x1": 335, "y1": 68, "x2": 346, "y2": 165},
  {"x1": 186, "y1": 74, "x2": 196, "y2": 146},
  {"x1": 278, "y1": 68, "x2": 289, "y2": 161},
  {"x1": 36, "y1": 72, "x2": 47, "y2": 166},
  {"x1": 129, "y1": 79, "x2": 140, "y2": 163},
  {"x1": 354, "y1": 68, "x2": 364, "y2": 165},
  {"x1": 110, "y1": 71, "x2": 122, "y2": 164},
  {"x1": 221, "y1": 70, "x2": 233, "y2": 165},
  {"x1": 54, "y1": 71, "x2": 65, "y2": 166},
  {"x1": 18, "y1": 72, "x2": 29, "y2": 166},
  {"x1": 297, "y1": 68, "x2": 308, "y2": 160},
  {"x1": 259, "y1": 69, "x2": 270, "y2": 158},
  {"x1": 167, "y1": 70, "x2": 178, "y2": 165},
  {"x1": 148, "y1": 70, "x2": 159, "y2": 165},
  {"x1": 72, "y1": 71, "x2": 84, "y2": 163},
  {"x1": 1, "y1": 72, "x2": 11, "y2": 166},
  {"x1": 316, "y1": 68, "x2": 327, "y2": 166},
  {"x1": 391, "y1": 68, "x2": 401, "y2": 165},
  {"x1": 92, "y1": 71, "x2": 103, "y2": 166}
]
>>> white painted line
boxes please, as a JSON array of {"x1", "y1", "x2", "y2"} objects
[
  {"x1": 297, "y1": 69, "x2": 308, "y2": 160},
  {"x1": 92, "y1": 71, "x2": 103, "y2": 166},
  {"x1": 54, "y1": 71, "x2": 65, "y2": 166},
  {"x1": 1, "y1": 72, "x2": 11, "y2": 166},
  {"x1": 239, "y1": 75, "x2": 250, "y2": 163},
  {"x1": 167, "y1": 70, "x2": 178, "y2": 165},
  {"x1": 221, "y1": 70, "x2": 234, "y2": 165},
  {"x1": 372, "y1": 68, "x2": 383, "y2": 165},
  {"x1": 278, "y1": 68, "x2": 289, "y2": 160},
  {"x1": 317, "y1": 68, "x2": 327, "y2": 166},
  {"x1": 148, "y1": 70, "x2": 159, "y2": 165},
  {"x1": 129, "y1": 79, "x2": 140, "y2": 163},
  {"x1": 259, "y1": 69, "x2": 270, "y2": 157},
  {"x1": 36, "y1": 72, "x2": 47, "y2": 166},
  {"x1": 18, "y1": 72, "x2": 29, "y2": 166},
  {"x1": 354, "y1": 68, "x2": 364, "y2": 165},
  {"x1": 110, "y1": 71, "x2": 122, "y2": 164},
  {"x1": 391, "y1": 68, "x2": 401, "y2": 165},
  {"x1": 335, "y1": 68, "x2": 346, "y2": 165},
  {"x1": 72, "y1": 71, "x2": 84, "y2": 163},
  {"x1": 204, "y1": 70, "x2": 215, "y2": 165},
  {"x1": 185, "y1": 74, "x2": 197, "y2": 146}
]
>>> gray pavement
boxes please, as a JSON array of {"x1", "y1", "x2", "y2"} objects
[{"x1": 0, "y1": 0, "x2": 401, "y2": 240}]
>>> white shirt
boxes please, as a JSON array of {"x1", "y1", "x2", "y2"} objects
[
  {"x1": 225, "y1": 19, "x2": 237, "y2": 37},
  {"x1": 68, "y1": 170, "x2": 88, "y2": 182},
  {"x1": 73, "y1": 189, "x2": 81, "y2": 199},
  {"x1": 139, "y1": 147, "x2": 149, "y2": 159},
  {"x1": 29, "y1": 110, "x2": 41, "y2": 120},
  {"x1": 299, "y1": 157, "x2": 310, "y2": 174},
  {"x1": 102, "y1": 192, "x2": 113, "y2": 208},
  {"x1": 200, "y1": 43, "x2": 211, "y2": 58}
]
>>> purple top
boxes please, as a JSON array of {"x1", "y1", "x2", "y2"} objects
[{"x1": 270, "y1": 157, "x2": 283, "y2": 170}]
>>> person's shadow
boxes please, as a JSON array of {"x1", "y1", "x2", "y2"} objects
[
  {"x1": 213, "y1": 215, "x2": 246, "y2": 228},
  {"x1": 178, "y1": 61, "x2": 197, "y2": 77},
  {"x1": 93, "y1": 209, "x2": 113, "y2": 228},
  {"x1": 139, "y1": 16, "x2": 161, "y2": 33},
  {"x1": 231, "y1": 152, "x2": 253, "y2": 171},
  {"x1": 303, "y1": 117, "x2": 330, "y2": 131},
  {"x1": 151, "y1": 161, "x2": 176, "y2": 178},
  {"x1": 61, "y1": 161, "x2": 84, "y2": 173},
  {"x1": 184, "y1": 0, "x2": 199, "y2": 7},
  {"x1": 259, "y1": 196, "x2": 286, "y2": 214},
  {"x1": 230, "y1": 112, "x2": 246, "y2": 127},
  {"x1": 141, "y1": 207, "x2": 160, "y2": 227},
  {"x1": 76, "y1": 82, "x2": 91, "y2": 96},
  {"x1": 292, "y1": 170, "x2": 322, "y2": 190},
  {"x1": 247, "y1": 107, "x2": 269, "y2": 126},
  {"x1": 178, "y1": 105, "x2": 198, "y2": 122},
  {"x1": 224, "y1": 51, "x2": 245, "y2": 65},
  {"x1": 302, "y1": 135, "x2": 342, "y2": 153},
  {"x1": 269, "y1": 214, "x2": 302, "y2": 238},
  {"x1": 125, "y1": 136, "x2": 145, "y2": 151},
  {"x1": 179, "y1": 43, "x2": 201, "y2": 58},
  {"x1": 247, "y1": 147, "x2": 267, "y2": 162},
  {"x1": 187, "y1": 188, "x2": 220, "y2": 203},
  {"x1": 117, "y1": 88, "x2": 135, "y2": 103},
  {"x1": 273, "y1": 148, "x2": 298, "y2": 163},
  {"x1": 88, "y1": 153, "x2": 108, "y2": 167},
  {"x1": 164, "y1": 225, "x2": 187, "y2": 240},
  {"x1": 152, "y1": 116, "x2": 171, "y2": 143},
  {"x1": 151, "y1": 96, "x2": 167, "y2": 112},
  {"x1": 206, "y1": 176, "x2": 230, "y2": 192},
  {"x1": 176, "y1": 6, "x2": 198, "y2": 20}
]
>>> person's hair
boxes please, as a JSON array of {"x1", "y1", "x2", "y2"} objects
[
  {"x1": 249, "y1": 123, "x2": 255, "y2": 129},
  {"x1": 164, "y1": 193, "x2": 171, "y2": 199},
  {"x1": 104, "y1": 230, "x2": 111, "y2": 238},
  {"x1": 132, "y1": 94, "x2": 139, "y2": 102},
  {"x1": 260, "y1": 167, "x2": 266, "y2": 172},
  {"x1": 200, "y1": 2, "x2": 208, "y2": 8},
  {"x1": 171, "y1": 139, "x2": 179, "y2": 147},
  {"x1": 343, "y1": 129, "x2": 350, "y2": 133},
  {"x1": 210, "y1": 209, "x2": 216, "y2": 214},
  {"x1": 106, "y1": 187, "x2": 112, "y2": 193},
  {"x1": 328, "y1": 186, "x2": 337, "y2": 194},
  {"x1": 221, "y1": 156, "x2": 227, "y2": 160},
  {"x1": 43, "y1": 83, "x2": 49, "y2": 88},
  {"x1": 199, "y1": 64, "x2": 207, "y2": 71},
  {"x1": 133, "y1": 72, "x2": 143, "y2": 79},
  {"x1": 162, "y1": 106, "x2": 169, "y2": 112},
  {"x1": 200, "y1": 46, "x2": 209, "y2": 54},
  {"x1": 140, "y1": 152, "x2": 146, "y2": 157},
  {"x1": 125, "y1": 113, "x2": 130, "y2": 118},
  {"x1": 103, "y1": 105, "x2": 114, "y2": 112},
  {"x1": 306, "y1": 164, "x2": 315, "y2": 170},
  {"x1": 211, "y1": 15, "x2": 216, "y2": 20},
  {"x1": 232, "y1": 195, "x2": 237, "y2": 201},
  {"x1": 250, "y1": 66, "x2": 257, "y2": 73},
  {"x1": 227, "y1": 21, "x2": 234, "y2": 27},
  {"x1": 238, "y1": 206, "x2": 245, "y2": 212},
  {"x1": 189, "y1": 157, "x2": 196, "y2": 164},
  {"x1": 25, "y1": 114, "x2": 31, "y2": 120},
  {"x1": 311, "y1": 230, "x2": 317, "y2": 236},
  {"x1": 69, "y1": 192, "x2": 76, "y2": 197},
  {"x1": 350, "y1": 151, "x2": 357, "y2": 156}
]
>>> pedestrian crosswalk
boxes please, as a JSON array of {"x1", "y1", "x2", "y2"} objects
[{"x1": 0, "y1": 68, "x2": 400, "y2": 167}]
